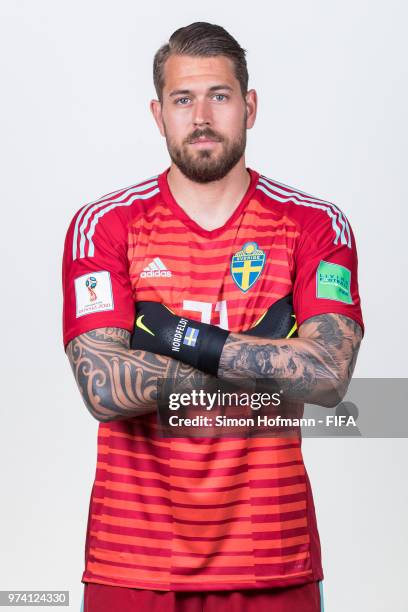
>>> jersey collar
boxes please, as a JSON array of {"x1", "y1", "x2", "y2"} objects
[{"x1": 158, "y1": 166, "x2": 260, "y2": 239}]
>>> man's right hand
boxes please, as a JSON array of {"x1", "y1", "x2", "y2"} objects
[{"x1": 244, "y1": 294, "x2": 298, "y2": 339}]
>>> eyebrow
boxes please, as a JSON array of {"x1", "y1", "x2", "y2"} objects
[{"x1": 169, "y1": 84, "x2": 234, "y2": 97}]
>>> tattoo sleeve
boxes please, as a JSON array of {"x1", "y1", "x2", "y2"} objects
[
  {"x1": 67, "y1": 314, "x2": 362, "y2": 420},
  {"x1": 218, "y1": 314, "x2": 363, "y2": 407},
  {"x1": 66, "y1": 327, "x2": 213, "y2": 422}
]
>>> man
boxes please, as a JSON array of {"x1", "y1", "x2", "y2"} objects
[{"x1": 63, "y1": 22, "x2": 364, "y2": 612}]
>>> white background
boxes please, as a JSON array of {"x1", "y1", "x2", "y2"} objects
[{"x1": 0, "y1": 1, "x2": 407, "y2": 610}]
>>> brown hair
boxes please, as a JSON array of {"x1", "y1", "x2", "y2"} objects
[{"x1": 153, "y1": 22, "x2": 248, "y2": 102}]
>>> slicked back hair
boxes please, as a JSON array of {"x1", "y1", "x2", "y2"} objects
[{"x1": 153, "y1": 22, "x2": 248, "y2": 102}]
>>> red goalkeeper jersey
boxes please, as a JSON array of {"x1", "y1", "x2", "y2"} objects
[{"x1": 62, "y1": 167, "x2": 364, "y2": 591}]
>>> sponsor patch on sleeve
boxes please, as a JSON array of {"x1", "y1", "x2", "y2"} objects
[
  {"x1": 316, "y1": 260, "x2": 353, "y2": 304},
  {"x1": 74, "y1": 270, "x2": 114, "y2": 317}
]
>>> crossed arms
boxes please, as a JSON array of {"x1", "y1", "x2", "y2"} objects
[{"x1": 66, "y1": 313, "x2": 362, "y2": 422}]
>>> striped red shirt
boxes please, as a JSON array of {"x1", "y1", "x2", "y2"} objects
[{"x1": 62, "y1": 167, "x2": 364, "y2": 591}]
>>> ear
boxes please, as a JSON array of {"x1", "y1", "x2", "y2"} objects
[
  {"x1": 150, "y1": 99, "x2": 166, "y2": 137},
  {"x1": 245, "y1": 89, "x2": 258, "y2": 130}
]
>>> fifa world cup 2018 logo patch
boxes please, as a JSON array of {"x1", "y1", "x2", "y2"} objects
[
  {"x1": 85, "y1": 276, "x2": 97, "y2": 302},
  {"x1": 231, "y1": 242, "x2": 266, "y2": 292}
]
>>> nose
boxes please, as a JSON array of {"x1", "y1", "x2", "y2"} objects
[{"x1": 192, "y1": 98, "x2": 212, "y2": 127}]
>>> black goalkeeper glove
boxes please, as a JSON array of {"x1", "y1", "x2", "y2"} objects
[
  {"x1": 243, "y1": 293, "x2": 297, "y2": 339},
  {"x1": 130, "y1": 294, "x2": 297, "y2": 376}
]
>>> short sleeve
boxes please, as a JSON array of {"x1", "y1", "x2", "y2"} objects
[
  {"x1": 62, "y1": 206, "x2": 135, "y2": 349},
  {"x1": 293, "y1": 210, "x2": 364, "y2": 336}
]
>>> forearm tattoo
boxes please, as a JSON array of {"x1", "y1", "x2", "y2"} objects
[
  {"x1": 218, "y1": 314, "x2": 362, "y2": 406},
  {"x1": 66, "y1": 327, "x2": 213, "y2": 422}
]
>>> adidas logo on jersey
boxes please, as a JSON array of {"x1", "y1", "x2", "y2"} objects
[{"x1": 140, "y1": 257, "x2": 172, "y2": 278}]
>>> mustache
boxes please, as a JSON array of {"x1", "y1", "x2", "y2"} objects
[{"x1": 185, "y1": 128, "x2": 224, "y2": 144}]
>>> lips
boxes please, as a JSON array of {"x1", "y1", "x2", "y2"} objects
[
  {"x1": 188, "y1": 132, "x2": 221, "y2": 144},
  {"x1": 189, "y1": 137, "x2": 220, "y2": 144}
]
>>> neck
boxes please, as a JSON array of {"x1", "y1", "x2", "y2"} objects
[{"x1": 166, "y1": 158, "x2": 251, "y2": 231}]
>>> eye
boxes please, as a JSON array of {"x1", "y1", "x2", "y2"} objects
[
  {"x1": 213, "y1": 94, "x2": 228, "y2": 101},
  {"x1": 175, "y1": 97, "x2": 191, "y2": 105}
]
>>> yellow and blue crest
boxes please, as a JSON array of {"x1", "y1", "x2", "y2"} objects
[{"x1": 231, "y1": 242, "x2": 266, "y2": 292}]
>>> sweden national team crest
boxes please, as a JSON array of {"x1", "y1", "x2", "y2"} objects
[{"x1": 231, "y1": 242, "x2": 266, "y2": 292}]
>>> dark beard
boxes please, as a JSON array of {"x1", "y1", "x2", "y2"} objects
[{"x1": 164, "y1": 122, "x2": 247, "y2": 184}]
